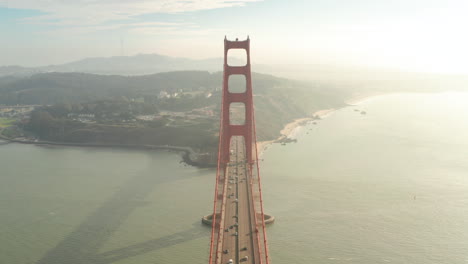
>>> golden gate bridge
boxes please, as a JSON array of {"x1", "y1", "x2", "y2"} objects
[{"x1": 205, "y1": 37, "x2": 273, "y2": 264}]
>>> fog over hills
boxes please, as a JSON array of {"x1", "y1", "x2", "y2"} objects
[
  {"x1": 0, "y1": 53, "x2": 400, "y2": 81},
  {"x1": 0, "y1": 54, "x2": 228, "y2": 77},
  {"x1": 2, "y1": 53, "x2": 467, "y2": 96},
  {"x1": 3, "y1": 53, "x2": 468, "y2": 85}
]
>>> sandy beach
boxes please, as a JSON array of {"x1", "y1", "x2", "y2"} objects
[
  {"x1": 256, "y1": 117, "x2": 314, "y2": 157},
  {"x1": 280, "y1": 117, "x2": 313, "y2": 138},
  {"x1": 313, "y1": 108, "x2": 336, "y2": 119},
  {"x1": 257, "y1": 114, "x2": 323, "y2": 157}
]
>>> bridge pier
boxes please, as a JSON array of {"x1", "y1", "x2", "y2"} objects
[{"x1": 202, "y1": 213, "x2": 275, "y2": 226}]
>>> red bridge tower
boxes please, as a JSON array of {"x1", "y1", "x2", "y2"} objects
[{"x1": 208, "y1": 37, "x2": 271, "y2": 264}]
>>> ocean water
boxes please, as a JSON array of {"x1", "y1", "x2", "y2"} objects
[
  {"x1": 263, "y1": 92, "x2": 468, "y2": 264},
  {"x1": 1, "y1": 92, "x2": 468, "y2": 264},
  {"x1": 0, "y1": 146, "x2": 214, "y2": 264}
]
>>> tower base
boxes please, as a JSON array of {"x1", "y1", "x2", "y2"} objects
[{"x1": 202, "y1": 213, "x2": 275, "y2": 226}]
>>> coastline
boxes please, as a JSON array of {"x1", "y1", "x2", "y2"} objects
[
  {"x1": 256, "y1": 117, "x2": 312, "y2": 158},
  {"x1": 256, "y1": 92, "x2": 390, "y2": 157},
  {"x1": 344, "y1": 92, "x2": 390, "y2": 106},
  {"x1": 256, "y1": 109, "x2": 334, "y2": 157},
  {"x1": 2, "y1": 93, "x2": 390, "y2": 167},
  {"x1": 0, "y1": 136, "x2": 215, "y2": 168}
]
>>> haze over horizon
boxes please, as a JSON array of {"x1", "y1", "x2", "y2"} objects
[{"x1": 1, "y1": 0, "x2": 468, "y2": 75}]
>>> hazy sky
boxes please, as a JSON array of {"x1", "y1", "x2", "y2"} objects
[{"x1": 1, "y1": 0, "x2": 467, "y2": 74}]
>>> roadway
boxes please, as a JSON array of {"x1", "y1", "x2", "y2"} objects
[{"x1": 219, "y1": 136, "x2": 260, "y2": 264}]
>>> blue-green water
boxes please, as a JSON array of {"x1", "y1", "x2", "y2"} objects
[
  {"x1": 1, "y1": 92, "x2": 468, "y2": 263},
  {"x1": 263, "y1": 92, "x2": 468, "y2": 264},
  {"x1": 0, "y1": 147, "x2": 213, "y2": 264}
]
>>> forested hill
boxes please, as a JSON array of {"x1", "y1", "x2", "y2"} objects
[
  {"x1": 1, "y1": 70, "x2": 351, "y2": 162},
  {"x1": 0, "y1": 71, "x2": 219, "y2": 105},
  {"x1": 0, "y1": 71, "x2": 349, "y2": 107}
]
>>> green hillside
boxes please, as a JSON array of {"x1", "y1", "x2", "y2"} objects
[{"x1": 1, "y1": 71, "x2": 352, "y2": 164}]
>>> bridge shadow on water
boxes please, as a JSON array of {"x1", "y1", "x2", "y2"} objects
[{"x1": 35, "y1": 167, "x2": 210, "y2": 264}]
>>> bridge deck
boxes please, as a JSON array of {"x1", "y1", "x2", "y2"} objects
[{"x1": 218, "y1": 136, "x2": 260, "y2": 264}]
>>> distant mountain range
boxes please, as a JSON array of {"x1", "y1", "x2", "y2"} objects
[
  {"x1": 0, "y1": 54, "x2": 233, "y2": 77},
  {"x1": 1, "y1": 53, "x2": 467, "y2": 89},
  {"x1": 0, "y1": 53, "x2": 392, "y2": 81}
]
